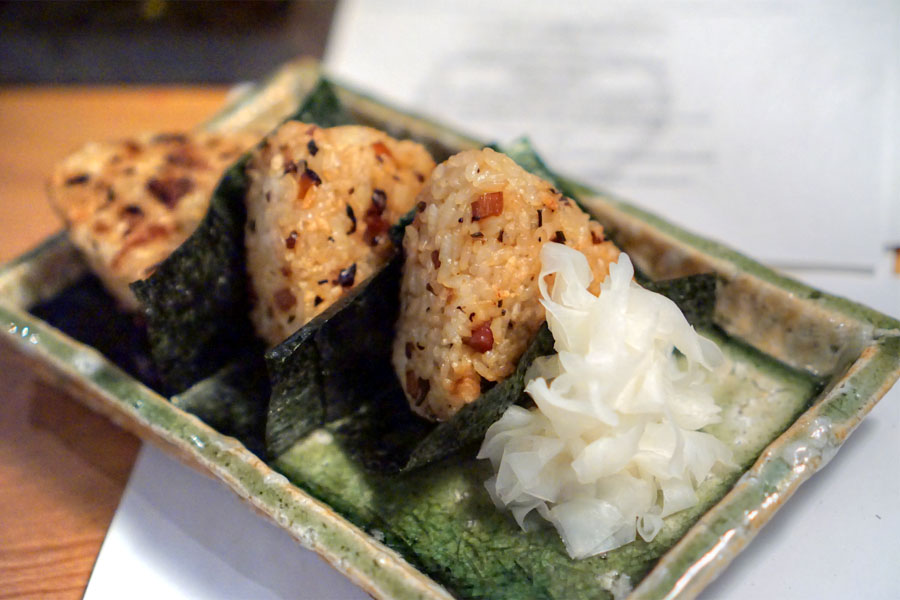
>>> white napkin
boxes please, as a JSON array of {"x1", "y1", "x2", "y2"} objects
[
  {"x1": 326, "y1": 0, "x2": 900, "y2": 269},
  {"x1": 84, "y1": 445, "x2": 368, "y2": 600}
]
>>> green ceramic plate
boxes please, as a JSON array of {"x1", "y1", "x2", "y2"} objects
[{"x1": 1, "y1": 59, "x2": 898, "y2": 600}]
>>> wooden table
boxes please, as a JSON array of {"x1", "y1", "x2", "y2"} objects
[{"x1": 0, "y1": 87, "x2": 228, "y2": 598}]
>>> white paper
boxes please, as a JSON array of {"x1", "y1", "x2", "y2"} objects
[
  {"x1": 704, "y1": 389, "x2": 900, "y2": 600},
  {"x1": 84, "y1": 445, "x2": 369, "y2": 600},
  {"x1": 325, "y1": 0, "x2": 900, "y2": 268}
]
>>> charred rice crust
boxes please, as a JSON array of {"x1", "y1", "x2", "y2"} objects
[
  {"x1": 48, "y1": 131, "x2": 259, "y2": 311},
  {"x1": 393, "y1": 148, "x2": 620, "y2": 421},
  {"x1": 244, "y1": 122, "x2": 435, "y2": 346}
]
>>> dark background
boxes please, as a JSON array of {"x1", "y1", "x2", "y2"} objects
[{"x1": 0, "y1": 0, "x2": 337, "y2": 84}]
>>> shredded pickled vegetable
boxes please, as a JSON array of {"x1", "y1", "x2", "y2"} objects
[{"x1": 478, "y1": 243, "x2": 732, "y2": 559}]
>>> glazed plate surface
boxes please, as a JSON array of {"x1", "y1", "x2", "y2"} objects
[{"x1": 1, "y1": 60, "x2": 898, "y2": 600}]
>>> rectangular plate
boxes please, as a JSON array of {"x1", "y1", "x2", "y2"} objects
[{"x1": 2, "y1": 59, "x2": 898, "y2": 600}]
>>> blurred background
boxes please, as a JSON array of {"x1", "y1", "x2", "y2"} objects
[{"x1": 0, "y1": 1, "x2": 336, "y2": 83}]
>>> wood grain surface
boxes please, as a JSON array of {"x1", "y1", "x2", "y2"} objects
[
  {"x1": 0, "y1": 86, "x2": 229, "y2": 262},
  {"x1": 0, "y1": 86, "x2": 228, "y2": 598}
]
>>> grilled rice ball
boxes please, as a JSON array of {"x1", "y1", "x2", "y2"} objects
[
  {"x1": 244, "y1": 121, "x2": 436, "y2": 346},
  {"x1": 48, "y1": 131, "x2": 259, "y2": 311},
  {"x1": 393, "y1": 148, "x2": 620, "y2": 421}
]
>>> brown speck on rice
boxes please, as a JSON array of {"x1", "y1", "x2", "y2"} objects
[
  {"x1": 245, "y1": 121, "x2": 435, "y2": 346},
  {"x1": 392, "y1": 148, "x2": 620, "y2": 421},
  {"x1": 47, "y1": 130, "x2": 259, "y2": 311}
]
